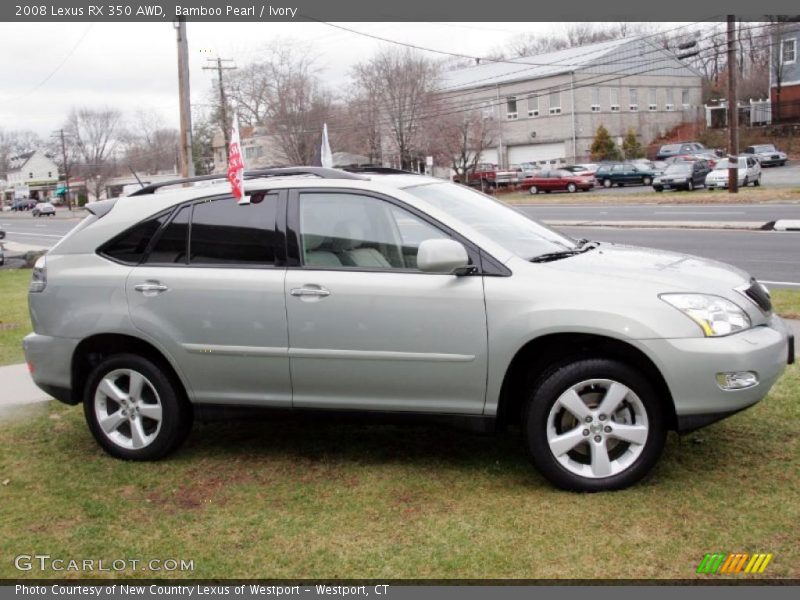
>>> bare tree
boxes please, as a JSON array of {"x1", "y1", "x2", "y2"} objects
[
  {"x1": 120, "y1": 110, "x2": 179, "y2": 175},
  {"x1": 429, "y1": 110, "x2": 497, "y2": 183},
  {"x1": 64, "y1": 107, "x2": 122, "y2": 201},
  {"x1": 353, "y1": 48, "x2": 439, "y2": 169}
]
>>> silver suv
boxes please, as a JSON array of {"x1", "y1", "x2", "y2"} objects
[{"x1": 24, "y1": 167, "x2": 794, "y2": 491}]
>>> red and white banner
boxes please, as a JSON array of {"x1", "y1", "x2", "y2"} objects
[{"x1": 227, "y1": 112, "x2": 245, "y2": 202}]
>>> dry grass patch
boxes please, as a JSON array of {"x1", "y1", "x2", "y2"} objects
[{"x1": 772, "y1": 289, "x2": 800, "y2": 320}]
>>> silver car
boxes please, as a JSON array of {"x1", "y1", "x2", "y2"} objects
[{"x1": 23, "y1": 167, "x2": 794, "y2": 491}]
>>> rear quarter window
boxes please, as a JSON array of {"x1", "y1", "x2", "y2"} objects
[{"x1": 101, "y1": 213, "x2": 168, "y2": 264}]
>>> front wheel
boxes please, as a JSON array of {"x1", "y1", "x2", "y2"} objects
[
  {"x1": 754, "y1": 175, "x2": 761, "y2": 187},
  {"x1": 603, "y1": 179, "x2": 612, "y2": 188},
  {"x1": 687, "y1": 180, "x2": 694, "y2": 191},
  {"x1": 83, "y1": 354, "x2": 192, "y2": 460},
  {"x1": 528, "y1": 185, "x2": 538, "y2": 195},
  {"x1": 642, "y1": 177, "x2": 652, "y2": 186},
  {"x1": 567, "y1": 183, "x2": 577, "y2": 193},
  {"x1": 523, "y1": 358, "x2": 667, "y2": 492}
]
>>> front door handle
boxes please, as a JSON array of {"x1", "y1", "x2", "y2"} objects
[
  {"x1": 134, "y1": 281, "x2": 169, "y2": 295},
  {"x1": 290, "y1": 286, "x2": 331, "y2": 298}
]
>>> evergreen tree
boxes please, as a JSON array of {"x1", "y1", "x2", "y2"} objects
[
  {"x1": 622, "y1": 128, "x2": 644, "y2": 159},
  {"x1": 589, "y1": 125, "x2": 621, "y2": 161}
]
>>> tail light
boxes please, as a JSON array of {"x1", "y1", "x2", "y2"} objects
[{"x1": 29, "y1": 256, "x2": 47, "y2": 293}]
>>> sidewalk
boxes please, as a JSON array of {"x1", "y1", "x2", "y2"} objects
[{"x1": 1, "y1": 321, "x2": 797, "y2": 421}]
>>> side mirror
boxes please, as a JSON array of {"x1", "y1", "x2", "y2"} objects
[{"x1": 417, "y1": 239, "x2": 470, "y2": 274}]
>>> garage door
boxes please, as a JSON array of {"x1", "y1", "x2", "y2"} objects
[
  {"x1": 507, "y1": 142, "x2": 566, "y2": 166},
  {"x1": 477, "y1": 148, "x2": 499, "y2": 164}
]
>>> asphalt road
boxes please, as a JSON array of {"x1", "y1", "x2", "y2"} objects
[
  {"x1": 558, "y1": 226, "x2": 800, "y2": 287},
  {"x1": 2, "y1": 211, "x2": 798, "y2": 287},
  {"x1": 521, "y1": 203, "x2": 800, "y2": 223}
]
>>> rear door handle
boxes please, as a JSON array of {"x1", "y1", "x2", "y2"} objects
[
  {"x1": 290, "y1": 287, "x2": 330, "y2": 298},
  {"x1": 134, "y1": 281, "x2": 169, "y2": 295}
]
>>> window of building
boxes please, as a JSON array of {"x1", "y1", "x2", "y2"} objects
[
  {"x1": 29, "y1": 172, "x2": 33, "y2": 179},
  {"x1": 610, "y1": 88, "x2": 620, "y2": 112},
  {"x1": 549, "y1": 91, "x2": 561, "y2": 114},
  {"x1": 527, "y1": 95, "x2": 539, "y2": 117},
  {"x1": 506, "y1": 96, "x2": 518, "y2": 120},
  {"x1": 682, "y1": 89, "x2": 690, "y2": 108},
  {"x1": 648, "y1": 88, "x2": 657, "y2": 111},
  {"x1": 481, "y1": 101, "x2": 495, "y2": 119},
  {"x1": 244, "y1": 146, "x2": 263, "y2": 160},
  {"x1": 591, "y1": 88, "x2": 600, "y2": 112},
  {"x1": 629, "y1": 89, "x2": 638, "y2": 112},
  {"x1": 665, "y1": 88, "x2": 674, "y2": 111},
  {"x1": 781, "y1": 38, "x2": 796, "y2": 64},
  {"x1": 189, "y1": 193, "x2": 280, "y2": 266}
]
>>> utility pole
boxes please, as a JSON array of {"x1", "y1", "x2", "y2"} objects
[
  {"x1": 203, "y1": 57, "x2": 236, "y2": 163},
  {"x1": 52, "y1": 129, "x2": 71, "y2": 212},
  {"x1": 174, "y1": 17, "x2": 195, "y2": 178},
  {"x1": 727, "y1": 15, "x2": 739, "y2": 194}
]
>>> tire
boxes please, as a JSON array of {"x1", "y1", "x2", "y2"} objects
[
  {"x1": 642, "y1": 177, "x2": 652, "y2": 186},
  {"x1": 653, "y1": 187, "x2": 663, "y2": 192},
  {"x1": 603, "y1": 179, "x2": 612, "y2": 188},
  {"x1": 567, "y1": 183, "x2": 577, "y2": 193},
  {"x1": 83, "y1": 354, "x2": 192, "y2": 460},
  {"x1": 522, "y1": 358, "x2": 667, "y2": 492},
  {"x1": 687, "y1": 180, "x2": 694, "y2": 191},
  {"x1": 528, "y1": 185, "x2": 538, "y2": 195},
  {"x1": 754, "y1": 175, "x2": 761, "y2": 187},
  {"x1": 743, "y1": 177, "x2": 748, "y2": 187}
]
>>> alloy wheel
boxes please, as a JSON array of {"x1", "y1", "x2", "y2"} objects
[
  {"x1": 546, "y1": 379, "x2": 649, "y2": 479},
  {"x1": 93, "y1": 368, "x2": 163, "y2": 450}
]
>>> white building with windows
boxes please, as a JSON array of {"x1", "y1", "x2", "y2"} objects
[
  {"x1": 3, "y1": 150, "x2": 60, "y2": 201},
  {"x1": 439, "y1": 37, "x2": 703, "y2": 166}
]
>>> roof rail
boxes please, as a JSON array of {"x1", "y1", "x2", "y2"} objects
[
  {"x1": 342, "y1": 166, "x2": 417, "y2": 175},
  {"x1": 128, "y1": 167, "x2": 367, "y2": 196}
]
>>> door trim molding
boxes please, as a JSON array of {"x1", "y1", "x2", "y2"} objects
[{"x1": 183, "y1": 343, "x2": 474, "y2": 362}]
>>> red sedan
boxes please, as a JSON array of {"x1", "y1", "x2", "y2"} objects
[{"x1": 520, "y1": 169, "x2": 594, "y2": 194}]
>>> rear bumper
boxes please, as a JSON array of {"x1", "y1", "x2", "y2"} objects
[
  {"x1": 23, "y1": 333, "x2": 80, "y2": 405},
  {"x1": 639, "y1": 316, "x2": 791, "y2": 432}
]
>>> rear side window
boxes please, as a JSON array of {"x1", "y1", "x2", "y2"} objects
[
  {"x1": 101, "y1": 214, "x2": 168, "y2": 264},
  {"x1": 146, "y1": 206, "x2": 190, "y2": 264},
  {"x1": 189, "y1": 193, "x2": 280, "y2": 266}
]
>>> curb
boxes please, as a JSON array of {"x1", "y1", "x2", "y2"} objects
[{"x1": 542, "y1": 220, "x2": 770, "y2": 231}]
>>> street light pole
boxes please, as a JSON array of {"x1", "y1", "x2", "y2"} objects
[
  {"x1": 727, "y1": 15, "x2": 739, "y2": 194},
  {"x1": 174, "y1": 17, "x2": 195, "y2": 178}
]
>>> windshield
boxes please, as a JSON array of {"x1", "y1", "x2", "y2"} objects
[
  {"x1": 403, "y1": 182, "x2": 577, "y2": 260},
  {"x1": 714, "y1": 158, "x2": 744, "y2": 170},
  {"x1": 665, "y1": 163, "x2": 691, "y2": 174},
  {"x1": 754, "y1": 145, "x2": 775, "y2": 152}
]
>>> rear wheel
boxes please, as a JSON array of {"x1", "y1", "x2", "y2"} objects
[
  {"x1": 603, "y1": 179, "x2": 612, "y2": 188},
  {"x1": 567, "y1": 183, "x2": 577, "y2": 193},
  {"x1": 687, "y1": 180, "x2": 694, "y2": 191},
  {"x1": 754, "y1": 175, "x2": 761, "y2": 186},
  {"x1": 83, "y1": 354, "x2": 192, "y2": 460},
  {"x1": 523, "y1": 358, "x2": 667, "y2": 492},
  {"x1": 642, "y1": 177, "x2": 652, "y2": 186}
]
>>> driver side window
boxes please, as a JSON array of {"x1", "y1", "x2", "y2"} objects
[{"x1": 298, "y1": 192, "x2": 449, "y2": 270}]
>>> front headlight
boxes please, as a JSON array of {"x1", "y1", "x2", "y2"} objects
[{"x1": 660, "y1": 293, "x2": 751, "y2": 336}]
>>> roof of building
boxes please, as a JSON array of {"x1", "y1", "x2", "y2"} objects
[
  {"x1": 7, "y1": 151, "x2": 35, "y2": 171},
  {"x1": 439, "y1": 36, "x2": 694, "y2": 92}
]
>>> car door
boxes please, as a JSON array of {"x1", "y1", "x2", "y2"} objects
[
  {"x1": 125, "y1": 191, "x2": 292, "y2": 407},
  {"x1": 283, "y1": 189, "x2": 489, "y2": 414}
]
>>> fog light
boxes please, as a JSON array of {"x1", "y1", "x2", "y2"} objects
[{"x1": 716, "y1": 371, "x2": 758, "y2": 390}]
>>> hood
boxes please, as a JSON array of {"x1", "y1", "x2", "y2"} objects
[{"x1": 541, "y1": 243, "x2": 750, "y2": 292}]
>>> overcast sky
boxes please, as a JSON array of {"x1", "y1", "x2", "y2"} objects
[{"x1": 0, "y1": 21, "x2": 676, "y2": 137}]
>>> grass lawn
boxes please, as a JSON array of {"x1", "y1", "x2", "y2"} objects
[
  {"x1": 0, "y1": 363, "x2": 798, "y2": 580},
  {"x1": 0, "y1": 270, "x2": 32, "y2": 366},
  {"x1": 501, "y1": 186, "x2": 800, "y2": 205},
  {"x1": 772, "y1": 289, "x2": 800, "y2": 320}
]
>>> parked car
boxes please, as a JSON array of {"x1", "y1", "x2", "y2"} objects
[
  {"x1": 655, "y1": 142, "x2": 706, "y2": 160},
  {"x1": 11, "y1": 199, "x2": 36, "y2": 211},
  {"x1": 562, "y1": 164, "x2": 598, "y2": 177},
  {"x1": 652, "y1": 161, "x2": 711, "y2": 192},
  {"x1": 513, "y1": 162, "x2": 541, "y2": 178},
  {"x1": 705, "y1": 156, "x2": 762, "y2": 189},
  {"x1": 24, "y1": 167, "x2": 793, "y2": 492},
  {"x1": 594, "y1": 163, "x2": 657, "y2": 187},
  {"x1": 457, "y1": 163, "x2": 519, "y2": 188},
  {"x1": 0, "y1": 228, "x2": 5, "y2": 239},
  {"x1": 743, "y1": 144, "x2": 787, "y2": 167},
  {"x1": 32, "y1": 202, "x2": 56, "y2": 217},
  {"x1": 521, "y1": 169, "x2": 594, "y2": 194}
]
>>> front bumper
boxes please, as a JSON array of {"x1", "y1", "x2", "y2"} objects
[{"x1": 639, "y1": 316, "x2": 792, "y2": 432}]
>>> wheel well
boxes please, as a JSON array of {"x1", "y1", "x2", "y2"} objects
[
  {"x1": 71, "y1": 334, "x2": 188, "y2": 405},
  {"x1": 497, "y1": 333, "x2": 676, "y2": 430}
]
